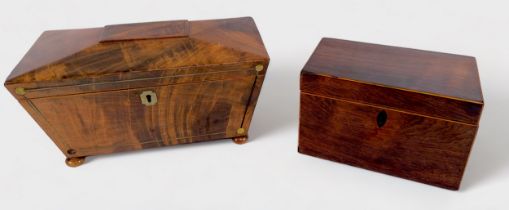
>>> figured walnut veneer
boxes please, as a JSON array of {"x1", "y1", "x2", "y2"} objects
[{"x1": 5, "y1": 17, "x2": 269, "y2": 166}]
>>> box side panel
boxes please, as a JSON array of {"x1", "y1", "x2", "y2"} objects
[
  {"x1": 238, "y1": 74, "x2": 265, "y2": 136},
  {"x1": 27, "y1": 75, "x2": 255, "y2": 158},
  {"x1": 12, "y1": 98, "x2": 71, "y2": 154},
  {"x1": 301, "y1": 72, "x2": 483, "y2": 125},
  {"x1": 30, "y1": 90, "x2": 141, "y2": 156},
  {"x1": 298, "y1": 93, "x2": 478, "y2": 190}
]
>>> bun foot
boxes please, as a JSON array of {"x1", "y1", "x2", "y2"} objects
[
  {"x1": 65, "y1": 157, "x2": 86, "y2": 167},
  {"x1": 232, "y1": 136, "x2": 248, "y2": 145}
]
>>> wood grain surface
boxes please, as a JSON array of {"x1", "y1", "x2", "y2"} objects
[
  {"x1": 301, "y1": 73, "x2": 482, "y2": 125},
  {"x1": 299, "y1": 38, "x2": 483, "y2": 190},
  {"x1": 6, "y1": 17, "x2": 268, "y2": 85},
  {"x1": 100, "y1": 20, "x2": 190, "y2": 42},
  {"x1": 304, "y1": 38, "x2": 483, "y2": 102},
  {"x1": 31, "y1": 76, "x2": 255, "y2": 157},
  {"x1": 299, "y1": 93, "x2": 478, "y2": 190}
]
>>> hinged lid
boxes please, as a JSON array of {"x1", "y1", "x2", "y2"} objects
[
  {"x1": 301, "y1": 38, "x2": 483, "y2": 125},
  {"x1": 5, "y1": 17, "x2": 269, "y2": 87}
]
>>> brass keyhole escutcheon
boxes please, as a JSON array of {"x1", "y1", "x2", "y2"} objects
[
  {"x1": 377, "y1": 110, "x2": 387, "y2": 128},
  {"x1": 140, "y1": 91, "x2": 158, "y2": 106}
]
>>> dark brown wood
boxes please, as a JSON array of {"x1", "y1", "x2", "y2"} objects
[
  {"x1": 304, "y1": 38, "x2": 483, "y2": 102},
  {"x1": 301, "y1": 73, "x2": 482, "y2": 125},
  {"x1": 101, "y1": 20, "x2": 189, "y2": 42},
  {"x1": 5, "y1": 17, "x2": 269, "y2": 166},
  {"x1": 299, "y1": 93, "x2": 477, "y2": 190},
  {"x1": 299, "y1": 38, "x2": 483, "y2": 190}
]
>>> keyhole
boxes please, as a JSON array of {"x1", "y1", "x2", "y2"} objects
[
  {"x1": 377, "y1": 110, "x2": 387, "y2": 128},
  {"x1": 140, "y1": 91, "x2": 157, "y2": 106}
]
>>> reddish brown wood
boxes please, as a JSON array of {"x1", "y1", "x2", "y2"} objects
[
  {"x1": 5, "y1": 17, "x2": 269, "y2": 166},
  {"x1": 5, "y1": 17, "x2": 267, "y2": 85},
  {"x1": 304, "y1": 38, "x2": 483, "y2": 101},
  {"x1": 5, "y1": 28, "x2": 103, "y2": 82},
  {"x1": 301, "y1": 73, "x2": 482, "y2": 125},
  {"x1": 299, "y1": 38, "x2": 483, "y2": 190},
  {"x1": 101, "y1": 20, "x2": 189, "y2": 42},
  {"x1": 299, "y1": 93, "x2": 477, "y2": 190}
]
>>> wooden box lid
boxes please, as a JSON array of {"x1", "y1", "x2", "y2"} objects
[
  {"x1": 301, "y1": 38, "x2": 483, "y2": 125},
  {"x1": 5, "y1": 17, "x2": 269, "y2": 86}
]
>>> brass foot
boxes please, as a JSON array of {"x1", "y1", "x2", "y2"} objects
[
  {"x1": 65, "y1": 157, "x2": 86, "y2": 167},
  {"x1": 232, "y1": 136, "x2": 248, "y2": 145}
]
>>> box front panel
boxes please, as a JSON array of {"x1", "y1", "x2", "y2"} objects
[
  {"x1": 299, "y1": 93, "x2": 478, "y2": 190},
  {"x1": 29, "y1": 75, "x2": 255, "y2": 157}
]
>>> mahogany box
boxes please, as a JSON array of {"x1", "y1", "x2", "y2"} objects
[
  {"x1": 299, "y1": 38, "x2": 483, "y2": 190},
  {"x1": 5, "y1": 17, "x2": 269, "y2": 167}
]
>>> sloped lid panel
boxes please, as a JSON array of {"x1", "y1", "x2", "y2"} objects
[
  {"x1": 191, "y1": 17, "x2": 268, "y2": 59},
  {"x1": 6, "y1": 28, "x2": 103, "y2": 84},
  {"x1": 6, "y1": 17, "x2": 269, "y2": 85}
]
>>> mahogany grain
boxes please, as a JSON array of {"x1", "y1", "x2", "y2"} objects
[{"x1": 299, "y1": 38, "x2": 483, "y2": 190}]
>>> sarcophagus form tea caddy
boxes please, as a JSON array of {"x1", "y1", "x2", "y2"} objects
[
  {"x1": 299, "y1": 38, "x2": 483, "y2": 190},
  {"x1": 5, "y1": 17, "x2": 269, "y2": 167}
]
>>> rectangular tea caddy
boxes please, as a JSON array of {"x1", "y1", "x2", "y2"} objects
[
  {"x1": 5, "y1": 17, "x2": 269, "y2": 167},
  {"x1": 298, "y1": 38, "x2": 483, "y2": 190}
]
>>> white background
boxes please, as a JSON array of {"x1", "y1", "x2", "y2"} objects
[{"x1": 1, "y1": 0, "x2": 508, "y2": 209}]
